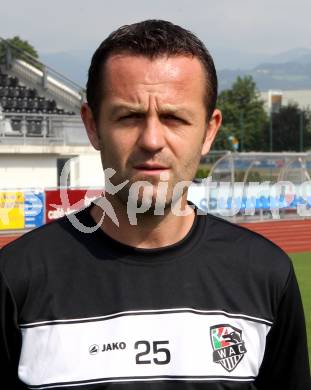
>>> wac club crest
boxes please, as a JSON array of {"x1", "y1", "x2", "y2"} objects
[{"x1": 210, "y1": 324, "x2": 247, "y2": 372}]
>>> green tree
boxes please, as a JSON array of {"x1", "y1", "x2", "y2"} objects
[
  {"x1": 0, "y1": 36, "x2": 39, "y2": 65},
  {"x1": 213, "y1": 76, "x2": 268, "y2": 151},
  {"x1": 264, "y1": 103, "x2": 311, "y2": 151}
]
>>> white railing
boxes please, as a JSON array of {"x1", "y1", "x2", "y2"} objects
[
  {"x1": 0, "y1": 113, "x2": 89, "y2": 146},
  {"x1": 0, "y1": 37, "x2": 85, "y2": 112},
  {"x1": 11, "y1": 60, "x2": 83, "y2": 111}
]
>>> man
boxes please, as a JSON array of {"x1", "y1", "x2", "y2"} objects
[{"x1": 0, "y1": 20, "x2": 310, "y2": 390}]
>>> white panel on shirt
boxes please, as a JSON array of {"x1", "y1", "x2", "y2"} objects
[{"x1": 18, "y1": 308, "x2": 272, "y2": 389}]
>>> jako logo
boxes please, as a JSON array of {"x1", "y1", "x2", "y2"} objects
[{"x1": 89, "y1": 344, "x2": 99, "y2": 355}]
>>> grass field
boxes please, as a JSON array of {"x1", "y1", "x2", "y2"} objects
[{"x1": 291, "y1": 252, "x2": 311, "y2": 368}]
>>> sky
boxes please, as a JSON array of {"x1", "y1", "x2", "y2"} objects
[{"x1": 1, "y1": 0, "x2": 311, "y2": 57}]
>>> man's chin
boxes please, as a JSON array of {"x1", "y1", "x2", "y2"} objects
[{"x1": 127, "y1": 195, "x2": 173, "y2": 216}]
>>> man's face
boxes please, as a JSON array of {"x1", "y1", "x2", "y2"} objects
[{"x1": 82, "y1": 54, "x2": 221, "y2": 209}]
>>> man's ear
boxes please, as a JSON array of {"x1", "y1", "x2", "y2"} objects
[
  {"x1": 81, "y1": 103, "x2": 101, "y2": 151},
  {"x1": 202, "y1": 109, "x2": 222, "y2": 156}
]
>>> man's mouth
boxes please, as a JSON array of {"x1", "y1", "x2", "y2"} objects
[{"x1": 133, "y1": 163, "x2": 170, "y2": 175}]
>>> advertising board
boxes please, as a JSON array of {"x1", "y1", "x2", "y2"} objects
[
  {"x1": 0, "y1": 191, "x2": 24, "y2": 230},
  {"x1": 45, "y1": 189, "x2": 103, "y2": 223}
]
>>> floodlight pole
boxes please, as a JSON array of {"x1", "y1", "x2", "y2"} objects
[
  {"x1": 299, "y1": 111, "x2": 304, "y2": 152},
  {"x1": 269, "y1": 113, "x2": 273, "y2": 152},
  {"x1": 240, "y1": 111, "x2": 244, "y2": 152}
]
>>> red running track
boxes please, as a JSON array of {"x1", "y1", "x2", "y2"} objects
[
  {"x1": 240, "y1": 219, "x2": 311, "y2": 254},
  {"x1": 0, "y1": 234, "x2": 20, "y2": 249},
  {"x1": 0, "y1": 220, "x2": 310, "y2": 254}
]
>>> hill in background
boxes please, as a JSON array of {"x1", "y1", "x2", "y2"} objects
[{"x1": 40, "y1": 47, "x2": 311, "y2": 92}]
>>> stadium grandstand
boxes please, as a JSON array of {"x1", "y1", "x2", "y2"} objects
[{"x1": 0, "y1": 37, "x2": 103, "y2": 190}]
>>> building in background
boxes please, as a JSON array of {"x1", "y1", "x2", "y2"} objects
[
  {"x1": 0, "y1": 38, "x2": 104, "y2": 190},
  {"x1": 261, "y1": 89, "x2": 311, "y2": 112},
  {"x1": 268, "y1": 90, "x2": 282, "y2": 113}
]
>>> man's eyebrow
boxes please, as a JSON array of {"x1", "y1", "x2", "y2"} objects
[
  {"x1": 108, "y1": 103, "x2": 194, "y2": 119},
  {"x1": 109, "y1": 104, "x2": 146, "y2": 117},
  {"x1": 158, "y1": 106, "x2": 194, "y2": 118}
]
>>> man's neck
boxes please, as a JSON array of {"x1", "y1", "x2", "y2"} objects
[{"x1": 91, "y1": 194, "x2": 196, "y2": 249}]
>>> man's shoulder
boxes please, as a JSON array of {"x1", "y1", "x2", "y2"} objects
[
  {"x1": 0, "y1": 211, "x2": 81, "y2": 275},
  {"x1": 201, "y1": 212, "x2": 292, "y2": 283},
  {"x1": 2, "y1": 215, "x2": 65, "y2": 250}
]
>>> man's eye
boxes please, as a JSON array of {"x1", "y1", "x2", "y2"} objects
[
  {"x1": 119, "y1": 113, "x2": 142, "y2": 121},
  {"x1": 162, "y1": 115, "x2": 186, "y2": 124}
]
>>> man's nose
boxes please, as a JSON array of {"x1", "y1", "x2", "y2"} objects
[{"x1": 137, "y1": 116, "x2": 166, "y2": 153}]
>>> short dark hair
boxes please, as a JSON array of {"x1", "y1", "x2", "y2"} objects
[{"x1": 86, "y1": 19, "x2": 218, "y2": 122}]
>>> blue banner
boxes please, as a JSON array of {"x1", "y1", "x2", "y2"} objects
[{"x1": 24, "y1": 191, "x2": 44, "y2": 229}]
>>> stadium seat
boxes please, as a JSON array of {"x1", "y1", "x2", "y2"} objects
[{"x1": 0, "y1": 69, "x2": 74, "y2": 136}]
